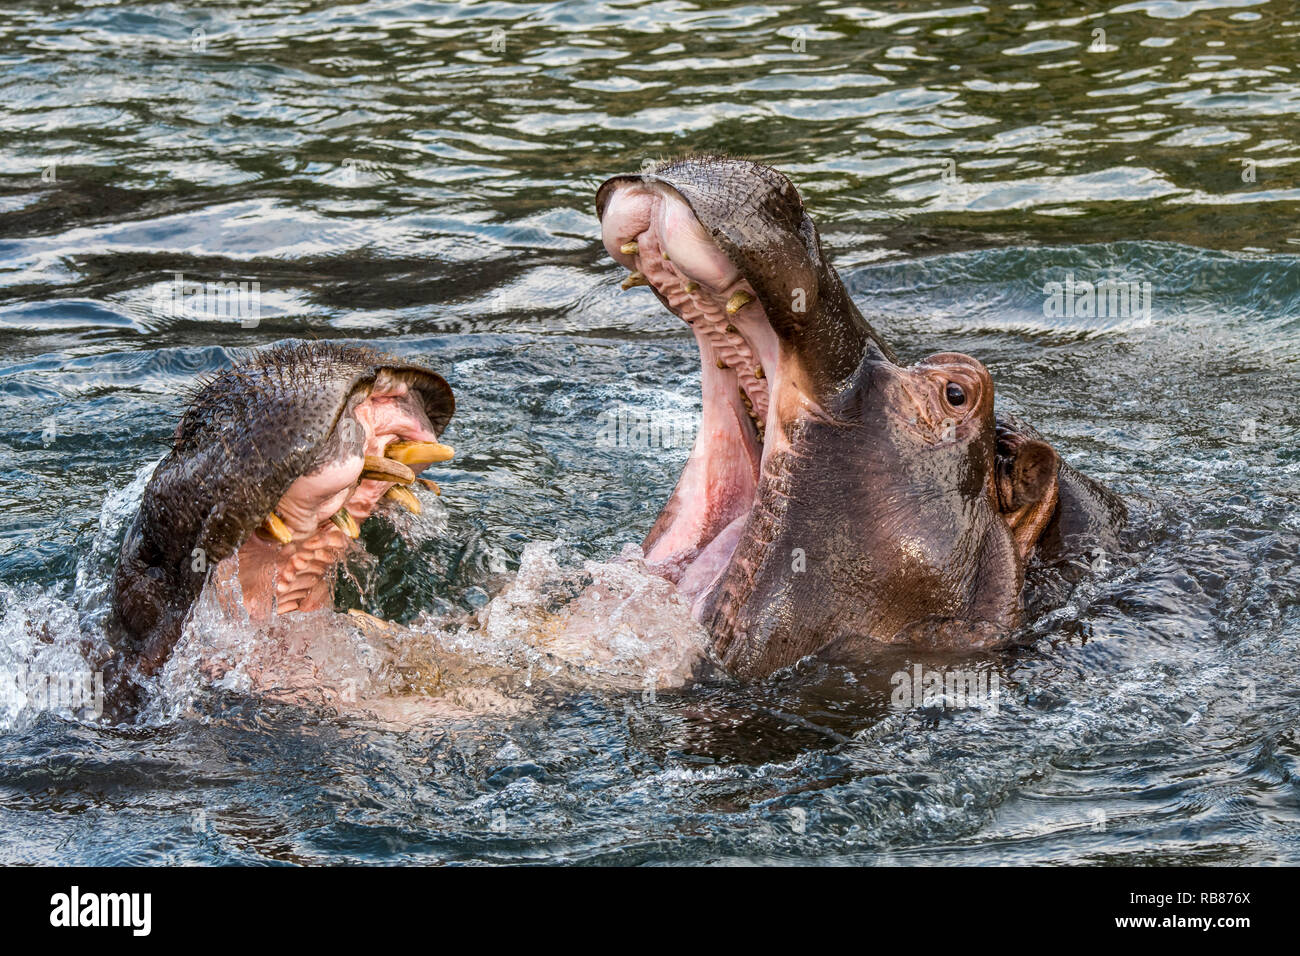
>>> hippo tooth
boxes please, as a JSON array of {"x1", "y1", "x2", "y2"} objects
[
  {"x1": 684, "y1": 280, "x2": 699, "y2": 293},
  {"x1": 726, "y1": 290, "x2": 753, "y2": 314},
  {"x1": 330, "y1": 508, "x2": 360, "y2": 539},
  {"x1": 621, "y1": 271, "x2": 649, "y2": 290},
  {"x1": 620, "y1": 241, "x2": 639, "y2": 255},
  {"x1": 347, "y1": 607, "x2": 394, "y2": 631},
  {"x1": 754, "y1": 365, "x2": 765, "y2": 380},
  {"x1": 384, "y1": 485, "x2": 422, "y2": 516},
  {"x1": 361, "y1": 454, "x2": 416, "y2": 484},
  {"x1": 384, "y1": 440, "x2": 454, "y2": 468},
  {"x1": 716, "y1": 357, "x2": 727, "y2": 369},
  {"x1": 417, "y1": 477, "x2": 442, "y2": 496},
  {"x1": 258, "y1": 512, "x2": 294, "y2": 545}
]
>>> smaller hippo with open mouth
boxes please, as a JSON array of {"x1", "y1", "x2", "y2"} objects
[
  {"x1": 105, "y1": 343, "x2": 455, "y2": 715},
  {"x1": 597, "y1": 156, "x2": 1124, "y2": 677}
]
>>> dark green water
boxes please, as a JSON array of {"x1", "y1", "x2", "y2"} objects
[{"x1": 1, "y1": 0, "x2": 1298, "y2": 864}]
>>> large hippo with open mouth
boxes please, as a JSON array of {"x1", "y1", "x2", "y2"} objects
[{"x1": 596, "y1": 156, "x2": 1124, "y2": 678}]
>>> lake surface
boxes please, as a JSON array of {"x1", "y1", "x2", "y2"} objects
[{"x1": 1, "y1": 0, "x2": 1298, "y2": 864}]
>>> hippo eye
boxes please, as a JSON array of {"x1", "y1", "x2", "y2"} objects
[{"x1": 945, "y1": 382, "x2": 967, "y2": 407}]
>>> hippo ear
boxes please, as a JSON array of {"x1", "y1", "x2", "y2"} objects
[{"x1": 996, "y1": 439, "x2": 1060, "y2": 562}]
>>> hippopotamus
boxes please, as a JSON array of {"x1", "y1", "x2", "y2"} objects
[
  {"x1": 104, "y1": 343, "x2": 456, "y2": 714},
  {"x1": 103, "y1": 158, "x2": 1123, "y2": 715},
  {"x1": 595, "y1": 156, "x2": 1124, "y2": 678}
]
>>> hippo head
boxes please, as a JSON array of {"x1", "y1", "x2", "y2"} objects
[
  {"x1": 107, "y1": 342, "x2": 455, "y2": 711},
  {"x1": 597, "y1": 157, "x2": 1061, "y2": 677}
]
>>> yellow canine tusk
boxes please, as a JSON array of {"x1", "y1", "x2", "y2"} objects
[
  {"x1": 258, "y1": 512, "x2": 294, "y2": 545},
  {"x1": 726, "y1": 290, "x2": 753, "y2": 314},
  {"x1": 330, "y1": 508, "x2": 360, "y2": 539},
  {"x1": 384, "y1": 485, "x2": 422, "y2": 516},
  {"x1": 384, "y1": 441, "x2": 454, "y2": 469},
  {"x1": 361, "y1": 454, "x2": 416, "y2": 484}
]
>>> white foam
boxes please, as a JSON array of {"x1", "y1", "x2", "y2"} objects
[{"x1": 419, "y1": 541, "x2": 712, "y2": 693}]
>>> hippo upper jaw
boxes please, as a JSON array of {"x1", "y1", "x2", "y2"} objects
[{"x1": 223, "y1": 370, "x2": 449, "y2": 619}]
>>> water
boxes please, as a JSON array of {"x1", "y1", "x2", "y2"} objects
[{"x1": 1, "y1": 0, "x2": 1298, "y2": 864}]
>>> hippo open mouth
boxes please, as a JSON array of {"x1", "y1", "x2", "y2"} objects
[
  {"x1": 599, "y1": 180, "x2": 774, "y2": 609},
  {"x1": 597, "y1": 158, "x2": 895, "y2": 620},
  {"x1": 225, "y1": 366, "x2": 452, "y2": 619},
  {"x1": 107, "y1": 342, "x2": 456, "y2": 712}
]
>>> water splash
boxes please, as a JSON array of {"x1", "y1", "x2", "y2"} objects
[{"x1": 422, "y1": 541, "x2": 711, "y2": 692}]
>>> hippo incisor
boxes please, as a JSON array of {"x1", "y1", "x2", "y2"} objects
[{"x1": 104, "y1": 157, "x2": 1123, "y2": 717}]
